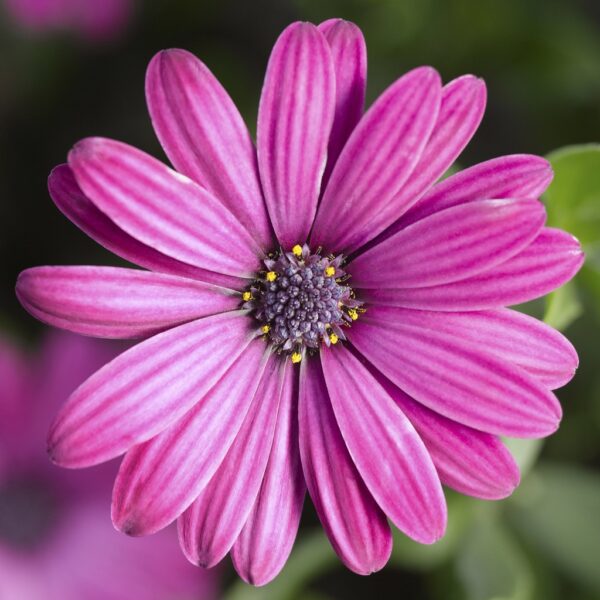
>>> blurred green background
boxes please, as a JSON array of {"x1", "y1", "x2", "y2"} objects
[{"x1": 1, "y1": 1, "x2": 599, "y2": 599}]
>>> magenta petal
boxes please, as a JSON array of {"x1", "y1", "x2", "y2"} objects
[
  {"x1": 367, "y1": 306, "x2": 578, "y2": 389},
  {"x1": 48, "y1": 311, "x2": 254, "y2": 468},
  {"x1": 351, "y1": 199, "x2": 545, "y2": 289},
  {"x1": 68, "y1": 138, "x2": 262, "y2": 277},
  {"x1": 257, "y1": 22, "x2": 335, "y2": 248},
  {"x1": 49, "y1": 164, "x2": 243, "y2": 288},
  {"x1": 299, "y1": 358, "x2": 392, "y2": 575},
  {"x1": 375, "y1": 376, "x2": 520, "y2": 500},
  {"x1": 310, "y1": 66, "x2": 441, "y2": 253},
  {"x1": 0, "y1": 338, "x2": 29, "y2": 475},
  {"x1": 399, "y1": 154, "x2": 553, "y2": 229},
  {"x1": 318, "y1": 19, "x2": 366, "y2": 186},
  {"x1": 364, "y1": 228, "x2": 584, "y2": 310},
  {"x1": 112, "y1": 339, "x2": 268, "y2": 536},
  {"x1": 146, "y1": 49, "x2": 272, "y2": 249},
  {"x1": 378, "y1": 75, "x2": 487, "y2": 242},
  {"x1": 231, "y1": 365, "x2": 304, "y2": 586},
  {"x1": 348, "y1": 312, "x2": 562, "y2": 437},
  {"x1": 321, "y1": 346, "x2": 446, "y2": 543},
  {"x1": 178, "y1": 355, "x2": 285, "y2": 568},
  {"x1": 16, "y1": 266, "x2": 238, "y2": 339}
]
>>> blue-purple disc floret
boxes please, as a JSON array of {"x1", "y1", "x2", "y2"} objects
[{"x1": 244, "y1": 244, "x2": 362, "y2": 354}]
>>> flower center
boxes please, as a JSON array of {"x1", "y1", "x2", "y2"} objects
[
  {"x1": 0, "y1": 476, "x2": 59, "y2": 549},
  {"x1": 243, "y1": 244, "x2": 362, "y2": 361}
]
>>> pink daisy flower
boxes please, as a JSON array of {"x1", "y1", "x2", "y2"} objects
[
  {"x1": 0, "y1": 331, "x2": 218, "y2": 599},
  {"x1": 16, "y1": 19, "x2": 583, "y2": 585},
  {"x1": 4, "y1": 0, "x2": 134, "y2": 41}
]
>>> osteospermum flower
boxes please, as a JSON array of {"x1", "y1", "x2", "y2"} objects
[
  {"x1": 5, "y1": 0, "x2": 134, "y2": 41},
  {"x1": 16, "y1": 19, "x2": 583, "y2": 585},
  {"x1": 0, "y1": 332, "x2": 217, "y2": 599}
]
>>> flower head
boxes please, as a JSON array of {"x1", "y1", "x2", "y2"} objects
[
  {"x1": 0, "y1": 332, "x2": 217, "y2": 599},
  {"x1": 16, "y1": 19, "x2": 583, "y2": 585}
]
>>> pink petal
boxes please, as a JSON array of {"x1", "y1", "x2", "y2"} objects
[
  {"x1": 16, "y1": 266, "x2": 239, "y2": 339},
  {"x1": 348, "y1": 313, "x2": 562, "y2": 437},
  {"x1": 0, "y1": 337, "x2": 29, "y2": 474},
  {"x1": 321, "y1": 346, "x2": 446, "y2": 543},
  {"x1": 298, "y1": 358, "x2": 392, "y2": 575},
  {"x1": 367, "y1": 306, "x2": 578, "y2": 389},
  {"x1": 0, "y1": 501, "x2": 218, "y2": 600},
  {"x1": 48, "y1": 311, "x2": 254, "y2": 468},
  {"x1": 112, "y1": 339, "x2": 269, "y2": 536},
  {"x1": 398, "y1": 154, "x2": 553, "y2": 229},
  {"x1": 384, "y1": 377, "x2": 519, "y2": 499},
  {"x1": 49, "y1": 164, "x2": 242, "y2": 288},
  {"x1": 231, "y1": 365, "x2": 304, "y2": 586},
  {"x1": 362, "y1": 228, "x2": 584, "y2": 310},
  {"x1": 68, "y1": 138, "x2": 262, "y2": 277},
  {"x1": 146, "y1": 49, "x2": 272, "y2": 249},
  {"x1": 310, "y1": 66, "x2": 442, "y2": 253},
  {"x1": 376, "y1": 75, "x2": 487, "y2": 243},
  {"x1": 318, "y1": 19, "x2": 366, "y2": 186},
  {"x1": 351, "y1": 199, "x2": 545, "y2": 289},
  {"x1": 257, "y1": 22, "x2": 335, "y2": 248},
  {"x1": 178, "y1": 356, "x2": 287, "y2": 568}
]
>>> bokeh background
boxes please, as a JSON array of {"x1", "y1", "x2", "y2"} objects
[{"x1": 1, "y1": 1, "x2": 599, "y2": 599}]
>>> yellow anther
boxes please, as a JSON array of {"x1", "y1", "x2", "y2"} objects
[
  {"x1": 266, "y1": 271, "x2": 277, "y2": 282},
  {"x1": 242, "y1": 291, "x2": 253, "y2": 302},
  {"x1": 325, "y1": 266, "x2": 336, "y2": 277},
  {"x1": 329, "y1": 333, "x2": 339, "y2": 345},
  {"x1": 348, "y1": 309, "x2": 359, "y2": 321},
  {"x1": 261, "y1": 324, "x2": 270, "y2": 334},
  {"x1": 291, "y1": 352, "x2": 302, "y2": 364},
  {"x1": 292, "y1": 244, "x2": 303, "y2": 257}
]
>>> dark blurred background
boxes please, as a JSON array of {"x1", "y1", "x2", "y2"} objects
[{"x1": 1, "y1": 1, "x2": 599, "y2": 599}]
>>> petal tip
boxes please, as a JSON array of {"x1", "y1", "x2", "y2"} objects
[
  {"x1": 46, "y1": 437, "x2": 70, "y2": 468},
  {"x1": 117, "y1": 517, "x2": 145, "y2": 537},
  {"x1": 48, "y1": 162, "x2": 70, "y2": 184},
  {"x1": 193, "y1": 552, "x2": 221, "y2": 570},
  {"x1": 68, "y1": 137, "x2": 101, "y2": 164},
  {"x1": 414, "y1": 65, "x2": 441, "y2": 84}
]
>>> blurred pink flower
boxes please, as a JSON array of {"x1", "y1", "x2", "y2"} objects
[
  {"x1": 4, "y1": 0, "x2": 134, "y2": 41},
  {"x1": 0, "y1": 332, "x2": 218, "y2": 600},
  {"x1": 16, "y1": 19, "x2": 583, "y2": 585}
]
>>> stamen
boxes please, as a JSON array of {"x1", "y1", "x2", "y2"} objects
[
  {"x1": 242, "y1": 291, "x2": 253, "y2": 302},
  {"x1": 247, "y1": 245, "x2": 363, "y2": 358}
]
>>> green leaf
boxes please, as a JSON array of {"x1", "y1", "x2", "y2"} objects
[
  {"x1": 502, "y1": 438, "x2": 543, "y2": 477},
  {"x1": 223, "y1": 529, "x2": 337, "y2": 600},
  {"x1": 544, "y1": 145, "x2": 600, "y2": 318},
  {"x1": 508, "y1": 463, "x2": 600, "y2": 595},
  {"x1": 456, "y1": 508, "x2": 535, "y2": 600},
  {"x1": 545, "y1": 144, "x2": 600, "y2": 255},
  {"x1": 390, "y1": 491, "x2": 473, "y2": 570},
  {"x1": 543, "y1": 281, "x2": 583, "y2": 332}
]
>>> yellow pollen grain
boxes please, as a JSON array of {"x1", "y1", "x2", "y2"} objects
[
  {"x1": 242, "y1": 291, "x2": 253, "y2": 302},
  {"x1": 291, "y1": 352, "x2": 302, "y2": 364},
  {"x1": 261, "y1": 324, "x2": 270, "y2": 334},
  {"x1": 348, "y1": 309, "x2": 359, "y2": 321},
  {"x1": 292, "y1": 244, "x2": 303, "y2": 257},
  {"x1": 329, "y1": 333, "x2": 339, "y2": 344},
  {"x1": 266, "y1": 271, "x2": 277, "y2": 282},
  {"x1": 325, "y1": 266, "x2": 336, "y2": 277}
]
